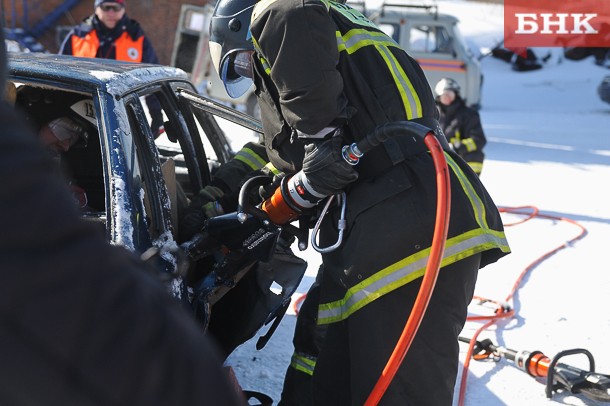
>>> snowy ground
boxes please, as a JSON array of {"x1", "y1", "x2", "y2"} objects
[{"x1": 224, "y1": 1, "x2": 610, "y2": 405}]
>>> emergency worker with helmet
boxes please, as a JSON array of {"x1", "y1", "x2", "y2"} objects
[
  {"x1": 190, "y1": 0, "x2": 512, "y2": 404},
  {"x1": 435, "y1": 78, "x2": 487, "y2": 176},
  {"x1": 59, "y1": 0, "x2": 164, "y2": 137}
]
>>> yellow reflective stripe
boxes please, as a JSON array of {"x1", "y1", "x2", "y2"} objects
[
  {"x1": 318, "y1": 247, "x2": 429, "y2": 325},
  {"x1": 318, "y1": 153, "x2": 510, "y2": 325},
  {"x1": 467, "y1": 162, "x2": 483, "y2": 175},
  {"x1": 328, "y1": 1, "x2": 378, "y2": 29},
  {"x1": 462, "y1": 138, "x2": 476, "y2": 152},
  {"x1": 289, "y1": 352, "x2": 316, "y2": 376},
  {"x1": 259, "y1": 54, "x2": 271, "y2": 75},
  {"x1": 442, "y1": 228, "x2": 509, "y2": 265},
  {"x1": 251, "y1": 37, "x2": 272, "y2": 75},
  {"x1": 376, "y1": 44, "x2": 422, "y2": 119},
  {"x1": 445, "y1": 153, "x2": 488, "y2": 229},
  {"x1": 264, "y1": 162, "x2": 281, "y2": 176},
  {"x1": 455, "y1": 129, "x2": 462, "y2": 140},
  {"x1": 335, "y1": 29, "x2": 421, "y2": 119},
  {"x1": 234, "y1": 147, "x2": 267, "y2": 171},
  {"x1": 317, "y1": 228, "x2": 510, "y2": 325},
  {"x1": 336, "y1": 29, "x2": 397, "y2": 54}
]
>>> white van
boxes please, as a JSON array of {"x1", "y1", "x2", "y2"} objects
[
  {"x1": 171, "y1": 2, "x2": 483, "y2": 117},
  {"x1": 367, "y1": 2, "x2": 483, "y2": 109}
]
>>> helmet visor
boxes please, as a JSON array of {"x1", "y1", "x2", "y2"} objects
[{"x1": 220, "y1": 50, "x2": 254, "y2": 98}]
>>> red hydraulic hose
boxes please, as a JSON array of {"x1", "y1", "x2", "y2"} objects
[
  {"x1": 364, "y1": 133, "x2": 451, "y2": 406},
  {"x1": 457, "y1": 206, "x2": 588, "y2": 406}
]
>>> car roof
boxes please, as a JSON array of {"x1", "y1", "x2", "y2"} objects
[{"x1": 7, "y1": 52, "x2": 189, "y2": 97}]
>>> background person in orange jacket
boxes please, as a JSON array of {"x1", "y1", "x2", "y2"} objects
[{"x1": 59, "y1": 0, "x2": 164, "y2": 137}]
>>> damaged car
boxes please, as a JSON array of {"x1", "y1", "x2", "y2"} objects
[{"x1": 6, "y1": 52, "x2": 307, "y2": 357}]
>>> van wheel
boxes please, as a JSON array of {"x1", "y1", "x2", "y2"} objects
[{"x1": 246, "y1": 95, "x2": 261, "y2": 121}]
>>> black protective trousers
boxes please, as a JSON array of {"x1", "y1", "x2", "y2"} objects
[{"x1": 280, "y1": 253, "x2": 480, "y2": 406}]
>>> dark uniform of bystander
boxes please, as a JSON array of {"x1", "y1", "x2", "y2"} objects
[{"x1": 435, "y1": 78, "x2": 487, "y2": 176}]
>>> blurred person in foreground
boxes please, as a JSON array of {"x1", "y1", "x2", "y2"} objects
[
  {"x1": 0, "y1": 32, "x2": 244, "y2": 406},
  {"x1": 435, "y1": 78, "x2": 487, "y2": 176},
  {"x1": 59, "y1": 0, "x2": 164, "y2": 136}
]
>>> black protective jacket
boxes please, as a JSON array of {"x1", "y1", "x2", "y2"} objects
[
  {"x1": 250, "y1": 0, "x2": 438, "y2": 174},
  {"x1": 438, "y1": 96, "x2": 486, "y2": 174},
  {"x1": 214, "y1": 0, "x2": 509, "y2": 321}
]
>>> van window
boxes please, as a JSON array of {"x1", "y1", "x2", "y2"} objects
[
  {"x1": 409, "y1": 24, "x2": 454, "y2": 54},
  {"x1": 378, "y1": 23, "x2": 400, "y2": 43}
]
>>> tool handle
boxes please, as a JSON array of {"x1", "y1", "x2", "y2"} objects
[{"x1": 342, "y1": 121, "x2": 436, "y2": 165}]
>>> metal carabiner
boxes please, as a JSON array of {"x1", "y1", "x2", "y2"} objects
[{"x1": 311, "y1": 192, "x2": 347, "y2": 253}]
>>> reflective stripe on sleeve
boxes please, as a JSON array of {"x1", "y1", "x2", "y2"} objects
[
  {"x1": 317, "y1": 228, "x2": 509, "y2": 325},
  {"x1": 317, "y1": 153, "x2": 509, "y2": 325},
  {"x1": 234, "y1": 147, "x2": 267, "y2": 170},
  {"x1": 467, "y1": 161, "x2": 483, "y2": 175},
  {"x1": 289, "y1": 352, "x2": 316, "y2": 376},
  {"x1": 335, "y1": 29, "x2": 422, "y2": 119},
  {"x1": 462, "y1": 138, "x2": 477, "y2": 152},
  {"x1": 264, "y1": 162, "x2": 281, "y2": 176}
]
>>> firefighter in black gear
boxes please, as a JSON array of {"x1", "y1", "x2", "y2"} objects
[
  {"x1": 199, "y1": 0, "x2": 511, "y2": 404},
  {"x1": 435, "y1": 78, "x2": 487, "y2": 176}
]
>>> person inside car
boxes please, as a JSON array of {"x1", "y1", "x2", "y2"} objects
[
  {"x1": 38, "y1": 115, "x2": 92, "y2": 209},
  {"x1": 40, "y1": 115, "x2": 89, "y2": 156}
]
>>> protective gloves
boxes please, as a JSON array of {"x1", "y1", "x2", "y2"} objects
[
  {"x1": 301, "y1": 132, "x2": 359, "y2": 197},
  {"x1": 258, "y1": 173, "x2": 286, "y2": 201},
  {"x1": 179, "y1": 185, "x2": 225, "y2": 241},
  {"x1": 196, "y1": 185, "x2": 225, "y2": 217}
]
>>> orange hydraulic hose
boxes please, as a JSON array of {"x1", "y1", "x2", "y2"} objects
[
  {"x1": 457, "y1": 206, "x2": 587, "y2": 406},
  {"x1": 364, "y1": 134, "x2": 451, "y2": 406}
]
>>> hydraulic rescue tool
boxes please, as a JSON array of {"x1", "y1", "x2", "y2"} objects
[
  {"x1": 459, "y1": 336, "x2": 610, "y2": 402},
  {"x1": 179, "y1": 211, "x2": 306, "y2": 356},
  {"x1": 236, "y1": 121, "x2": 452, "y2": 406},
  {"x1": 252, "y1": 121, "x2": 447, "y2": 227}
]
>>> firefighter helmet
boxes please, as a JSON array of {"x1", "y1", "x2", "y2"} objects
[
  {"x1": 209, "y1": 0, "x2": 257, "y2": 98},
  {"x1": 434, "y1": 77, "x2": 461, "y2": 96}
]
